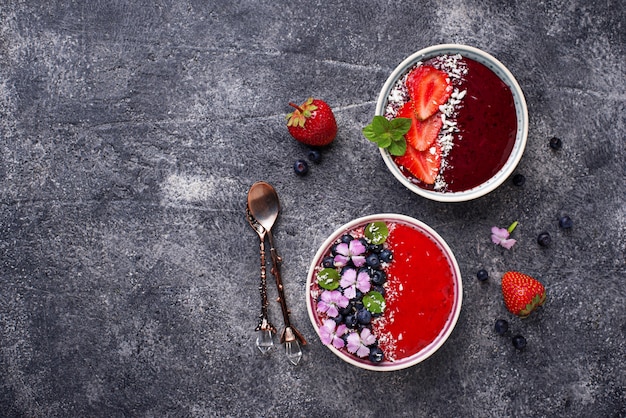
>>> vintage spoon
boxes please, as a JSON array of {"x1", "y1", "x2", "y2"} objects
[
  {"x1": 245, "y1": 205, "x2": 276, "y2": 354},
  {"x1": 247, "y1": 181, "x2": 306, "y2": 365}
]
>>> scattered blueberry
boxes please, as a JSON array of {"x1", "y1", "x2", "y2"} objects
[
  {"x1": 494, "y1": 319, "x2": 509, "y2": 335},
  {"x1": 293, "y1": 159, "x2": 309, "y2": 176},
  {"x1": 365, "y1": 253, "x2": 381, "y2": 268},
  {"x1": 356, "y1": 308, "x2": 372, "y2": 325},
  {"x1": 512, "y1": 335, "x2": 527, "y2": 350},
  {"x1": 307, "y1": 149, "x2": 322, "y2": 163},
  {"x1": 322, "y1": 256, "x2": 335, "y2": 268},
  {"x1": 476, "y1": 269, "x2": 489, "y2": 282},
  {"x1": 368, "y1": 346, "x2": 384, "y2": 363},
  {"x1": 537, "y1": 232, "x2": 551, "y2": 247},
  {"x1": 512, "y1": 173, "x2": 526, "y2": 186},
  {"x1": 559, "y1": 215, "x2": 573, "y2": 229},
  {"x1": 549, "y1": 136, "x2": 562, "y2": 150},
  {"x1": 373, "y1": 285, "x2": 385, "y2": 296},
  {"x1": 379, "y1": 248, "x2": 393, "y2": 263}
]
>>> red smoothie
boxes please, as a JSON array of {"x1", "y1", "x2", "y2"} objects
[
  {"x1": 309, "y1": 219, "x2": 459, "y2": 364},
  {"x1": 390, "y1": 55, "x2": 518, "y2": 192}
]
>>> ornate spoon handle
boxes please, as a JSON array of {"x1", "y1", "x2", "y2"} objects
[
  {"x1": 266, "y1": 229, "x2": 306, "y2": 365},
  {"x1": 246, "y1": 209, "x2": 276, "y2": 354}
]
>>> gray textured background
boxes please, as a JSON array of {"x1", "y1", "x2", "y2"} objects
[{"x1": 1, "y1": 1, "x2": 624, "y2": 417}]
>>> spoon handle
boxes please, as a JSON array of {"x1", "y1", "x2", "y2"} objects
[
  {"x1": 246, "y1": 209, "x2": 276, "y2": 354},
  {"x1": 255, "y1": 236, "x2": 274, "y2": 332},
  {"x1": 267, "y1": 229, "x2": 307, "y2": 346}
]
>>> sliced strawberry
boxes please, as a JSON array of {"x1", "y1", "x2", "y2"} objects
[
  {"x1": 395, "y1": 142, "x2": 442, "y2": 184},
  {"x1": 396, "y1": 102, "x2": 442, "y2": 151},
  {"x1": 406, "y1": 66, "x2": 451, "y2": 121}
]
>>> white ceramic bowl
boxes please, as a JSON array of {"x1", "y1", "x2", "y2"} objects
[
  {"x1": 376, "y1": 44, "x2": 528, "y2": 202},
  {"x1": 306, "y1": 214, "x2": 462, "y2": 371}
]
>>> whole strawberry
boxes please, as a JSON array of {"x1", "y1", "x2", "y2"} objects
[
  {"x1": 286, "y1": 98, "x2": 337, "y2": 146},
  {"x1": 501, "y1": 271, "x2": 546, "y2": 318}
]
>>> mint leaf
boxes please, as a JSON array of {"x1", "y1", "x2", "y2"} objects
[
  {"x1": 365, "y1": 221, "x2": 389, "y2": 245},
  {"x1": 363, "y1": 291, "x2": 385, "y2": 314},
  {"x1": 387, "y1": 140, "x2": 406, "y2": 156},
  {"x1": 317, "y1": 268, "x2": 340, "y2": 290},
  {"x1": 389, "y1": 117, "x2": 412, "y2": 133},
  {"x1": 363, "y1": 115, "x2": 410, "y2": 156}
]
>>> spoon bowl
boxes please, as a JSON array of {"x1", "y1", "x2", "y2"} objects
[{"x1": 247, "y1": 181, "x2": 280, "y2": 233}]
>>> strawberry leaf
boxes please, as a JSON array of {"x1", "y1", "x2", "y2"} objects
[{"x1": 363, "y1": 115, "x2": 411, "y2": 156}]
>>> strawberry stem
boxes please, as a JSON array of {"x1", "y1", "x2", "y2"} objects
[{"x1": 288, "y1": 102, "x2": 304, "y2": 113}]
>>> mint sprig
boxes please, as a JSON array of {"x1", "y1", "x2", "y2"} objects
[{"x1": 362, "y1": 115, "x2": 411, "y2": 156}]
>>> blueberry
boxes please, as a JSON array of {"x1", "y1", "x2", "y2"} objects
[
  {"x1": 322, "y1": 256, "x2": 335, "y2": 268},
  {"x1": 494, "y1": 319, "x2": 509, "y2": 335},
  {"x1": 358, "y1": 237, "x2": 369, "y2": 248},
  {"x1": 340, "y1": 234, "x2": 354, "y2": 244},
  {"x1": 512, "y1": 173, "x2": 526, "y2": 186},
  {"x1": 512, "y1": 335, "x2": 527, "y2": 350},
  {"x1": 344, "y1": 314, "x2": 358, "y2": 328},
  {"x1": 356, "y1": 308, "x2": 372, "y2": 325},
  {"x1": 368, "y1": 243, "x2": 384, "y2": 253},
  {"x1": 368, "y1": 346, "x2": 384, "y2": 363},
  {"x1": 373, "y1": 285, "x2": 386, "y2": 296},
  {"x1": 352, "y1": 300, "x2": 364, "y2": 310},
  {"x1": 330, "y1": 244, "x2": 339, "y2": 256},
  {"x1": 379, "y1": 248, "x2": 393, "y2": 263},
  {"x1": 293, "y1": 159, "x2": 308, "y2": 176},
  {"x1": 559, "y1": 215, "x2": 573, "y2": 229},
  {"x1": 476, "y1": 269, "x2": 489, "y2": 282},
  {"x1": 371, "y1": 270, "x2": 387, "y2": 286},
  {"x1": 365, "y1": 253, "x2": 381, "y2": 268},
  {"x1": 307, "y1": 149, "x2": 322, "y2": 164},
  {"x1": 549, "y1": 136, "x2": 562, "y2": 150},
  {"x1": 537, "y1": 232, "x2": 551, "y2": 247},
  {"x1": 339, "y1": 305, "x2": 352, "y2": 316}
]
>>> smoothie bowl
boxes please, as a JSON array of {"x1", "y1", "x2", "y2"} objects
[
  {"x1": 306, "y1": 214, "x2": 462, "y2": 371},
  {"x1": 373, "y1": 44, "x2": 528, "y2": 202}
]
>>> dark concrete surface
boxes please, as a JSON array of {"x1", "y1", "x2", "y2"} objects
[{"x1": 1, "y1": 1, "x2": 624, "y2": 417}]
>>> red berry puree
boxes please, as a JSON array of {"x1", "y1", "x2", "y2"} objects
[
  {"x1": 393, "y1": 55, "x2": 517, "y2": 192},
  {"x1": 374, "y1": 222, "x2": 457, "y2": 361}
]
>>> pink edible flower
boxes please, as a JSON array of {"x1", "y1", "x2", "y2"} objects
[
  {"x1": 346, "y1": 328, "x2": 377, "y2": 358},
  {"x1": 333, "y1": 239, "x2": 367, "y2": 267},
  {"x1": 319, "y1": 319, "x2": 347, "y2": 348},
  {"x1": 316, "y1": 290, "x2": 349, "y2": 318},
  {"x1": 339, "y1": 268, "x2": 371, "y2": 299},
  {"x1": 491, "y1": 221, "x2": 518, "y2": 249}
]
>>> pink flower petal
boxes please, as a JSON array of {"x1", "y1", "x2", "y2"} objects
[
  {"x1": 335, "y1": 242, "x2": 349, "y2": 256},
  {"x1": 352, "y1": 255, "x2": 366, "y2": 267},
  {"x1": 333, "y1": 254, "x2": 349, "y2": 267},
  {"x1": 349, "y1": 239, "x2": 366, "y2": 255},
  {"x1": 500, "y1": 238, "x2": 517, "y2": 249}
]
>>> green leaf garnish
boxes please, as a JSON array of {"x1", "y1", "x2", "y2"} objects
[
  {"x1": 363, "y1": 291, "x2": 385, "y2": 314},
  {"x1": 317, "y1": 268, "x2": 340, "y2": 290},
  {"x1": 365, "y1": 221, "x2": 389, "y2": 245},
  {"x1": 362, "y1": 115, "x2": 411, "y2": 156}
]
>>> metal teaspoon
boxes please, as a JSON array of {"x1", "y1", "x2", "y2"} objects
[
  {"x1": 247, "y1": 181, "x2": 306, "y2": 365},
  {"x1": 245, "y1": 205, "x2": 277, "y2": 354}
]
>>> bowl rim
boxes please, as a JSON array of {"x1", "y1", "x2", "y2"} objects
[
  {"x1": 305, "y1": 213, "x2": 463, "y2": 371},
  {"x1": 376, "y1": 44, "x2": 529, "y2": 202}
]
